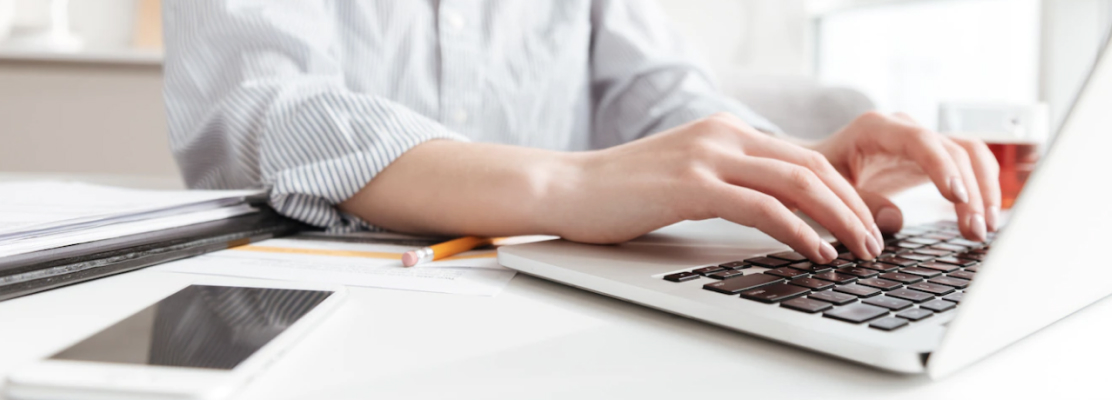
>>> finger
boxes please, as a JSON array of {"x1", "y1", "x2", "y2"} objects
[
  {"x1": 951, "y1": 136, "x2": 1002, "y2": 232},
  {"x1": 868, "y1": 115, "x2": 971, "y2": 205},
  {"x1": 711, "y1": 184, "x2": 838, "y2": 263},
  {"x1": 716, "y1": 156, "x2": 881, "y2": 260},
  {"x1": 940, "y1": 137, "x2": 987, "y2": 241},
  {"x1": 740, "y1": 133, "x2": 884, "y2": 246},
  {"x1": 858, "y1": 190, "x2": 904, "y2": 235}
]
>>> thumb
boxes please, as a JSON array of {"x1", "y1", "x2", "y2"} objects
[{"x1": 858, "y1": 190, "x2": 904, "y2": 234}]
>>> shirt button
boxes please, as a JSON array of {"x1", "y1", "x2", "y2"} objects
[
  {"x1": 445, "y1": 12, "x2": 466, "y2": 30},
  {"x1": 452, "y1": 109, "x2": 469, "y2": 124}
]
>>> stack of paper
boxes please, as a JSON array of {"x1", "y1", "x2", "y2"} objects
[{"x1": 0, "y1": 181, "x2": 263, "y2": 258}]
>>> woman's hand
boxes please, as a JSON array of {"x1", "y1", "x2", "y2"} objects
[
  {"x1": 546, "y1": 113, "x2": 885, "y2": 264},
  {"x1": 808, "y1": 112, "x2": 1000, "y2": 241}
]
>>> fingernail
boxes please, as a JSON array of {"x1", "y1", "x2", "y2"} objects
[
  {"x1": 950, "y1": 177, "x2": 969, "y2": 204},
  {"x1": 819, "y1": 241, "x2": 838, "y2": 263},
  {"x1": 986, "y1": 206, "x2": 1000, "y2": 232},
  {"x1": 871, "y1": 224, "x2": 884, "y2": 245},
  {"x1": 876, "y1": 207, "x2": 902, "y2": 234},
  {"x1": 968, "y1": 213, "x2": 987, "y2": 242},
  {"x1": 866, "y1": 234, "x2": 882, "y2": 259}
]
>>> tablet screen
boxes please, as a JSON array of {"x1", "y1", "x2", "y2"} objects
[{"x1": 50, "y1": 285, "x2": 332, "y2": 370}]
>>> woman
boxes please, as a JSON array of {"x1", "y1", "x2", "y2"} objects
[{"x1": 163, "y1": 0, "x2": 999, "y2": 264}]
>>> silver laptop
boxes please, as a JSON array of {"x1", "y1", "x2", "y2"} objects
[{"x1": 498, "y1": 35, "x2": 1112, "y2": 377}]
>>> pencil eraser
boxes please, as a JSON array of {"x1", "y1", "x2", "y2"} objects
[{"x1": 401, "y1": 251, "x2": 418, "y2": 267}]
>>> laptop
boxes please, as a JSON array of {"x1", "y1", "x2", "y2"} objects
[{"x1": 498, "y1": 35, "x2": 1112, "y2": 377}]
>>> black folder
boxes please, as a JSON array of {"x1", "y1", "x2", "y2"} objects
[{"x1": 0, "y1": 208, "x2": 304, "y2": 302}]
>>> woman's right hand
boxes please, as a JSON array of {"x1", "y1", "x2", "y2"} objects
[{"x1": 544, "y1": 113, "x2": 884, "y2": 264}]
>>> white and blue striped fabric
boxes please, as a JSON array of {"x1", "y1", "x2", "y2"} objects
[{"x1": 162, "y1": 0, "x2": 778, "y2": 232}]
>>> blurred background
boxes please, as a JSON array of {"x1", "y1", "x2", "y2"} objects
[{"x1": 0, "y1": 0, "x2": 1108, "y2": 185}]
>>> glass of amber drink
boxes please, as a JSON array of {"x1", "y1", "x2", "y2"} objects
[{"x1": 939, "y1": 103, "x2": 1049, "y2": 209}]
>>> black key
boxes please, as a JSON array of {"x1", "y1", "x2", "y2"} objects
[
  {"x1": 879, "y1": 256, "x2": 918, "y2": 267},
  {"x1": 919, "y1": 262, "x2": 959, "y2": 273},
  {"x1": 809, "y1": 290, "x2": 857, "y2": 305},
  {"x1": 915, "y1": 248, "x2": 952, "y2": 257},
  {"x1": 788, "y1": 262, "x2": 833, "y2": 274},
  {"x1": 664, "y1": 272, "x2": 699, "y2": 282},
  {"x1": 707, "y1": 270, "x2": 745, "y2": 280},
  {"x1": 821, "y1": 259, "x2": 855, "y2": 269},
  {"x1": 857, "y1": 261, "x2": 900, "y2": 273},
  {"x1": 929, "y1": 276, "x2": 970, "y2": 289},
  {"x1": 781, "y1": 297, "x2": 834, "y2": 313},
  {"x1": 769, "y1": 251, "x2": 808, "y2": 262},
  {"x1": 908, "y1": 282, "x2": 955, "y2": 296},
  {"x1": 895, "y1": 308, "x2": 935, "y2": 321},
  {"x1": 949, "y1": 238, "x2": 984, "y2": 248},
  {"x1": 931, "y1": 243, "x2": 967, "y2": 253},
  {"x1": 879, "y1": 272, "x2": 923, "y2": 284},
  {"x1": 948, "y1": 270, "x2": 976, "y2": 280},
  {"x1": 863, "y1": 296, "x2": 913, "y2": 311},
  {"x1": 883, "y1": 245, "x2": 911, "y2": 255},
  {"x1": 935, "y1": 256, "x2": 977, "y2": 267},
  {"x1": 959, "y1": 252, "x2": 986, "y2": 261},
  {"x1": 740, "y1": 283, "x2": 810, "y2": 303},
  {"x1": 703, "y1": 274, "x2": 783, "y2": 294},
  {"x1": 789, "y1": 277, "x2": 835, "y2": 291},
  {"x1": 896, "y1": 241, "x2": 927, "y2": 249},
  {"x1": 899, "y1": 267, "x2": 942, "y2": 278},
  {"x1": 857, "y1": 278, "x2": 902, "y2": 291},
  {"x1": 942, "y1": 292, "x2": 964, "y2": 303},
  {"x1": 900, "y1": 253, "x2": 935, "y2": 262},
  {"x1": 837, "y1": 252, "x2": 856, "y2": 261},
  {"x1": 718, "y1": 261, "x2": 751, "y2": 270},
  {"x1": 812, "y1": 271, "x2": 857, "y2": 284},
  {"x1": 765, "y1": 267, "x2": 809, "y2": 279},
  {"x1": 968, "y1": 248, "x2": 990, "y2": 255},
  {"x1": 870, "y1": 317, "x2": 910, "y2": 331},
  {"x1": 920, "y1": 299, "x2": 957, "y2": 313},
  {"x1": 887, "y1": 288, "x2": 935, "y2": 303},
  {"x1": 905, "y1": 237, "x2": 941, "y2": 245},
  {"x1": 692, "y1": 266, "x2": 726, "y2": 276},
  {"x1": 824, "y1": 303, "x2": 889, "y2": 323},
  {"x1": 836, "y1": 267, "x2": 879, "y2": 278},
  {"x1": 745, "y1": 257, "x2": 791, "y2": 268},
  {"x1": 834, "y1": 284, "x2": 882, "y2": 298},
  {"x1": 965, "y1": 264, "x2": 980, "y2": 272}
]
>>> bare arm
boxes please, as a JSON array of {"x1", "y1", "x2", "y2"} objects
[{"x1": 339, "y1": 140, "x2": 580, "y2": 239}]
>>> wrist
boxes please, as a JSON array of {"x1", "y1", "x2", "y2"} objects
[{"x1": 531, "y1": 149, "x2": 594, "y2": 238}]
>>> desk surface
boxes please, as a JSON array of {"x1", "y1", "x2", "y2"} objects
[{"x1": 0, "y1": 176, "x2": 1107, "y2": 399}]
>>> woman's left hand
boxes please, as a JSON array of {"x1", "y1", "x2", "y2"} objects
[{"x1": 808, "y1": 111, "x2": 1001, "y2": 241}]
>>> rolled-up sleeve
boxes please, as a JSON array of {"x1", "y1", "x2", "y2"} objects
[
  {"x1": 162, "y1": 0, "x2": 467, "y2": 231},
  {"x1": 589, "y1": 0, "x2": 780, "y2": 148}
]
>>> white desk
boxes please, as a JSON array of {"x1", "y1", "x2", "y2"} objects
[{"x1": 0, "y1": 179, "x2": 1108, "y2": 399}]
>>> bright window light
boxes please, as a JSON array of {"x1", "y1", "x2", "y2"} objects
[{"x1": 816, "y1": 0, "x2": 1041, "y2": 130}]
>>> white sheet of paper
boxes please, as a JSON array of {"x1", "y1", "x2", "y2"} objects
[
  {"x1": 0, "y1": 181, "x2": 260, "y2": 239},
  {"x1": 0, "y1": 205, "x2": 258, "y2": 258},
  {"x1": 154, "y1": 238, "x2": 517, "y2": 297}
]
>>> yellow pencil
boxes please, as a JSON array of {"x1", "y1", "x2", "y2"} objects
[{"x1": 402, "y1": 236, "x2": 495, "y2": 267}]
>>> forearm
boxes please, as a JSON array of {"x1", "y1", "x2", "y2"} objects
[{"x1": 339, "y1": 140, "x2": 583, "y2": 237}]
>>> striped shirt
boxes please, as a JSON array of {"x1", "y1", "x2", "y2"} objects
[{"x1": 162, "y1": 0, "x2": 777, "y2": 232}]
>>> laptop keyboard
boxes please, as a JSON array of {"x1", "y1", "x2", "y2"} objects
[{"x1": 661, "y1": 221, "x2": 992, "y2": 331}]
